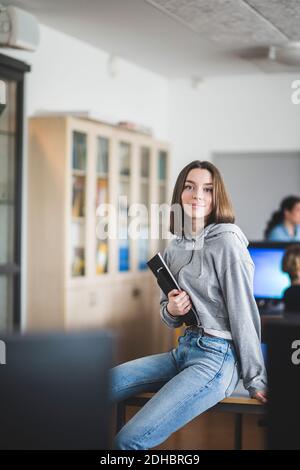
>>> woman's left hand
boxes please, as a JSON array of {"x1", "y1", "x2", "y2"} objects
[{"x1": 253, "y1": 390, "x2": 268, "y2": 404}]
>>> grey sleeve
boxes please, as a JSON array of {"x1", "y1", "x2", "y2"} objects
[
  {"x1": 221, "y1": 260, "x2": 268, "y2": 397},
  {"x1": 159, "y1": 247, "x2": 184, "y2": 329}
]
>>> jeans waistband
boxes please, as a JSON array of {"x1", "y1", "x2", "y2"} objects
[
  {"x1": 185, "y1": 325, "x2": 216, "y2": 338},
  {"x1": 185, "y1": 325, "x2": 232, "y2": 341}
]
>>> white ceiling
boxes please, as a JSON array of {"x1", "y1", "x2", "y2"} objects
[{"x1": 2, "y1": 0, "x2": 300, "y2": 78}]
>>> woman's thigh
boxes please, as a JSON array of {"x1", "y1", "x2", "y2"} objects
[
  {"x1": 110, "y1": 350, "x2": 179, "y2": 403},
  {"x1": 114, "y1": 339, "x2": 238, "y2": 450}
]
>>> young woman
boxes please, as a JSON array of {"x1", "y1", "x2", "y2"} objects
[
  {"x1": 110, "y1": 160, "x2": 267, "y2": 450},
  {"x1": 264, "y1": 196, "x2": 300, "y2": 241}
]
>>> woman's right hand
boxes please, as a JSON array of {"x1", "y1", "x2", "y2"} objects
[{"x1": 167, "y1": 289, "x2": 192, "y2": 317}]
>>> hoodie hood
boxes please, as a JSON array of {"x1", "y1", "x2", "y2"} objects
[
  {"x1": 170, "y1": 223, "x2": 249, "y2": 277},
  {"x1": 175, "y1": 222, "x2": 248, "y2": 246}
]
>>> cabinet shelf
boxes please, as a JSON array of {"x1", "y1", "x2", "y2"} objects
[
  {"x1": 72, "y1": 169, "x2": 86, "y2": 176},
  {"x1": 119, "y1": 174, "x2": 130, "y2": 181},
  {"x1": 72, "y1": 217, "x2": 85, "y2": 224}
]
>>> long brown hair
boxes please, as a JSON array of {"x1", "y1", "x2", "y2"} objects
[{"x1": 169, "y1": 160, "x2": 235, "y2": 235}]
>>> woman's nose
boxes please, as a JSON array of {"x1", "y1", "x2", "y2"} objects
[{"x1": 193, "y1": 191, "x2": 204, "y2": 200}]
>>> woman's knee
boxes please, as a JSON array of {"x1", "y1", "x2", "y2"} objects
[{"x1": 113, "y1": 427, "x2": 144, "y2": 450}]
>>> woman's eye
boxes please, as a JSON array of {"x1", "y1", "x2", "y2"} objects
[{"x1": 183, "y1": 185, "x2": 212, "y2": 192}]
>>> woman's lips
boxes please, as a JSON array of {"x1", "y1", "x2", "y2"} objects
[{"x1": 191, "y1": 204, "x2": 205, "y2": 207}]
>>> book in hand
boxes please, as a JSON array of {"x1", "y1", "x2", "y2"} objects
[{"x1": 147, "y1": 252, "x2": 197, "y2": 326}]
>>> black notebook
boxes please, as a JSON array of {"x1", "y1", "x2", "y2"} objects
[{"x1": 147, "y1": 252, "x2": 197, "y2": 326}]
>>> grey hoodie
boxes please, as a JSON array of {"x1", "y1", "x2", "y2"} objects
[{"x1": 160, "y1": 222, "x2": 267, "y2": 397}]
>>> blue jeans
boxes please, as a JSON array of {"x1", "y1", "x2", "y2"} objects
[{"x1": 110, "y1": 328, "x2": 240, "y2": 450}]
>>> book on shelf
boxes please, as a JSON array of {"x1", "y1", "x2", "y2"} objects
[
  {"x1": 119, "y1": 245, "x2": 129, "y2": 271},
  {"x1": 138, "y1": 233, "x2": 148, "y2": 271},
  {"x1": 72, "y1": 176, "x2": 85, "y2": 217},
  {"x1": 96, "y1": 178, "x2": 108, "y2": 207},
  {"x1": 96, "y1": 242, "x2": 108, "y2": 274},
  {"x1": 72, "y1": 247, "x2": 85, "y2": 277}
]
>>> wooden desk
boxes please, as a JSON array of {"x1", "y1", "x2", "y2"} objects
[{"x1": 116, "y1": 381, "x2": 265, "y2": 450}]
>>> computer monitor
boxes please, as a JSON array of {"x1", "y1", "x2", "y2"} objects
[
  {"x1": 248, "y1": 242, "x2": 295, "y2": 311},
  {"x1": 0, "y1": 330, "x2": 114, "y2": 450}
]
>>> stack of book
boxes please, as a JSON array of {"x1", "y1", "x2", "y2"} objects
[
  {"x1": 72, "y1": 247, "x2": 85, "y2": 277},
  {"x1": 96, "y1": 242, "x2": 108, "y2": 274},
  {"x1": 72, "y1": 176, "x2": 85, "y2": 217},
  {"x1": 96, "y1": 178, "x2": 108, "y2": 207}
]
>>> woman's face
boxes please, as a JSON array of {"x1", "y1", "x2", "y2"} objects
[
  {"x1": 181, "y1": 168, "x2": 213, "y2": 221},
  {"x1": 285, "y1": 202, "x2": 300, "y2": 225}
]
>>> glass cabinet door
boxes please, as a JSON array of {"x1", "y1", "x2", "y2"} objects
[
  {"x1": 0, "y1": 78, "x2": 18, "y2": 331},
  {"x1": 118, "y1": 142, "x2": 131, "y2": 272},
  {"x1": 95, "y1": 136, "x2": 109, "y2": 275},
  {"x1": 0, "y1": 276, "x2": 13, "y2": 330},
  {"x1": 158, "y1": 149, "x2": 168, "y2": 255},
  {"x1": 138, "y1": 146, "x2": 150, "y2": 270},
  {"x1": 70, "y1": 131, "x2": 87, "y2": 277}
]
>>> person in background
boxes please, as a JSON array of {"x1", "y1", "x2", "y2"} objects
[
  {"x1": 282, "y1": 244, "x2": 300, "y2": 313},
  {"x1": 264, "y1": 196, "x2": 300, "y2": 241}
]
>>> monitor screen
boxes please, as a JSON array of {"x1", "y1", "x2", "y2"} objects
[{"x1": 248, "y1": 245, "x2": 290, "y2": 300}]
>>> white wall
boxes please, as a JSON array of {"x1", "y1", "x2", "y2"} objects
[
  {"x1": 168, "y1": 75, "x2": 300, "y2": 238},
  {"x1": 168, "y1": 75, "x2": 300, "y2": 179},
  {"x1": 3, "y1": 24, "x2": 169, "y2": 139},
  {"x1": 214, "y1": 151, "x2": 300, "y2": 240}
]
